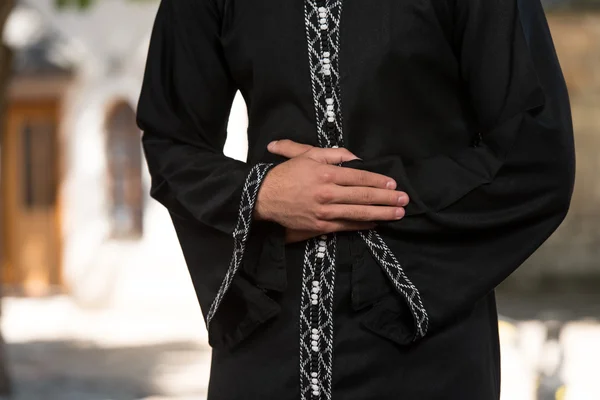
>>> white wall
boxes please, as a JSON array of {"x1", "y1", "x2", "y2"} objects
[{"x1": 10, "y1": 0, "x2": 250, "y2": 308}]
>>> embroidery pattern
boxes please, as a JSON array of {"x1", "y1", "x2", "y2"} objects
[
  {"x1": 206, "y1": 162, "x2": 275, "y2": 329},
  {"x1": 300, "y1": 0, "x2": 428, "y2": 397},
  {"x1": 305, "y1": 0, "x2": 344, "y2": 148},
  {"x1": 358, "y1": 230, "x2": 429, "y2": 339},
  {"x1": 301, "y1": 0, "x2": 344, "y2": 398},
  {"x1": 299, "y1": 235, "x2": 337, "y2": 399}
]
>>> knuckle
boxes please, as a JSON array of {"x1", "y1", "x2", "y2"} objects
[
  {"x1": 356, "y1": 209, "x2": 370, "y2": 221},
  {"x1": 313, "y1": 219, "x2": 329, "y2": 231},
  {"x1": 318, "y1": 167, "x2": 333, "y2": 183},
  {"x1": 356, "y1": 171, "x2": 368, "y2": 186},
  {"x1": 344, "y1": 207, "x2": 360, "y2": 221},
  {"x1": 360, "y1": 190, "x2": 373, "y2": 204},
  {"x1": 388, "y1": 193, "x2": 399, "y2": 205},
  {"x1": 370, "y1": 173, "x2": 385, "y2": 187},
  {"x1": 315, "y1": 187, "x2": 334, "y2": 203},
  {"x1": 346, "y1": 170, "x2": 359, "y2": 185},
  {"x1": 314, "y1": 205, "x2": 331, "y2": 220}
]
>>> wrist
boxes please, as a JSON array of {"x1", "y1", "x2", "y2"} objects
[
  {"x1": 253, "y1": 202, "x2": 269, "y2": 221},
  {"x1": 254, "y1": 186, "x2": 274, "y2": 222}
]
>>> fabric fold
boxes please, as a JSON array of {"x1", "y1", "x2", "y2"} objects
[
  {"x1": 136, "y1": 0, "x2": 287, "y2": 349},
  {"x1": 242, "y1": 219, "x2": 288, "y2": 293},
  {"x1": 336, "y1": 0, "x2": 573, "y2": 344},
  {"x1": 205, "y1": 162, "x2": 277, "y2": 330},
  {"x1": 357, "y1": 229, "x2": 429, "y2": 341}
]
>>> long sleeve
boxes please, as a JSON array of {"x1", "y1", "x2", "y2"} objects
[
  {"x1": 342, "y1": 0, "x2": 575, "y2": 343},
  {"x1": 136, "y1": 0, "x2": 286, "y2": 349}
]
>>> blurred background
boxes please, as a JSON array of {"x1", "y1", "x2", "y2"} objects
[{"x1": 0, "y1": 0, "x2": 598, "y2": 399}]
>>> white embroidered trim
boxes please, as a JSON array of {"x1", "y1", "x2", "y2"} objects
[
  {"x1": 358, "y1": 230, "x2": 429, "y2": 339},
  {"x1": 206, "y1": 162, "x2": 275, "y2": 329},
  {"x1": 299, "y1": 235, "x2": 337, "y2": 400},
  {"x1": 301, "y1": 1, "x2": 344, "y2": 398},
  {"x1": 301, "y1": 0, "x2": 428, "y2": 397},
  {"x1": 304, "y1": 0, "x2": 344, "y2": 149}
]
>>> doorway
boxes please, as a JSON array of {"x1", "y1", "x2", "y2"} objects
[{"x1": 1, "y1": 100, "x2": 62, "y2": 295}]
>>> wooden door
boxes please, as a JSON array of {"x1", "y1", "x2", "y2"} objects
[{"x1": 2, "y1": 100, "x2": 62, "y2": 295}]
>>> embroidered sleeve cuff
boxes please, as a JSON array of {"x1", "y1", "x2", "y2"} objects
[
  {"x1": 205, "y1": 162, "x2": 277, "y2": 336},
  {"x1": 358, "y1": 229, "x2": 429, "y2": 342}
]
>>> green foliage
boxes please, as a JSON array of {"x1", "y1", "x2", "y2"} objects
[{"x1": 55, "y1": 0, "x2": 94, "y2": 9}]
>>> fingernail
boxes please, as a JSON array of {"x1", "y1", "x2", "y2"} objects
[
  {"x1": 386, "y1": 180, "x2": 397, "y2": 190},
  {"x1": 397, "y1": 194, "x2": 408, "y2": 205},
  {"x1": 267, "y1": 140, "x2": 278, "y2": 151},
  {"x1": 395, "y1": 208, "x2": 405, "y2": 219}
]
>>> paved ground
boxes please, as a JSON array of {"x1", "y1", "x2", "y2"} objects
[
  {"x1": 1, "y1": 296, "x2": 210, "y2": 400},
  {"x1": 0, "y1": 292, "x2": 598, "y2": 400}
]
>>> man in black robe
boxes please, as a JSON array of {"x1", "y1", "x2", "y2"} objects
[{"x1": 136, "y1": 0, "x2": 575, "y2": 398}]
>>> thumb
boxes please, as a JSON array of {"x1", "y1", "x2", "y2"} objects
[
  {"x1": 268, "y1": 139, "x2": 313, "y2": 158},
  {"x1": 309, "y1": 147, "x2": 361, "y2": 164}
]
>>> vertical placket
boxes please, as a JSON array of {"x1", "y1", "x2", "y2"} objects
[{"x1": 299, "y1": 1, "x2": 345, "y2": 399}]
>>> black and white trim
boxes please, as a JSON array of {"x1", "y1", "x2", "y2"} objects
[
  {"x1": 300, "y1": 0, "x2": 428, "y2": 397},
  {"x1": 300, "y1": 1, "x2": 344, "y2": 399},
  {"x1": 299, "y1": 234, "x2": 337, "y2": 400},
  {"x1": 304, "y1": 0, "x2": 344, "y2": 149},
  {"x1": 358, "y1": 230, "x2": 429, "y2": 339},
  {"x1": 206, "y1": 162, "x2": 275, "y2": 329}
]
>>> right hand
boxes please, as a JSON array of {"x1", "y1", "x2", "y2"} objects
[{"x1": 254, "y1": 145, "x2": 409, "y2": 237}]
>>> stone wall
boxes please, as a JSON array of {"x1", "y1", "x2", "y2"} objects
[{"x1": 508, "y1": 12, "x2": 600, "y2": 288}]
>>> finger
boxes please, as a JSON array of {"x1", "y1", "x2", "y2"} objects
[
  {"x1": 319, "y1": 221, "x2": 377, "y2": 233},
  {"x1": 268, "y1": 140, "x2": 361, "y2": 164},
  {"x1": 307, "y1": 147, "x2": 360, "y2": 164},
  {"x1": 318, "y1": 204, "x2": 405, "y2": 222},
  {"x1": 328, "y1": 186, "x2": 409, "y2": 206},
  {"x1": 268, "y1": 139, "x2": 313, "y2": 158},
  {"x1": 330, "y1": 166, "x2": 397, "y2": 189}
]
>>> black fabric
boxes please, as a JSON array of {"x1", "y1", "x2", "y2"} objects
[
  {"x1": 243, "y1": 220, "x2": 288, "y2": 293},
  {"x1": 136, "y1": 0, "x2": 288, "y2": 348},
  {"x1": 209, "y1": 233, "x2": 502, "y2": 400},
  {"x1": 336, "y1": 0, "x2": 574, "y2": 339},
  {"x1": 136, "y1": 0, "x2": 575, "y2": 398}
]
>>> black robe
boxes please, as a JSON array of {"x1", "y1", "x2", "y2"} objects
[{"x1": 136, "y1": 0, "x2": 575, "y2": 398}]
